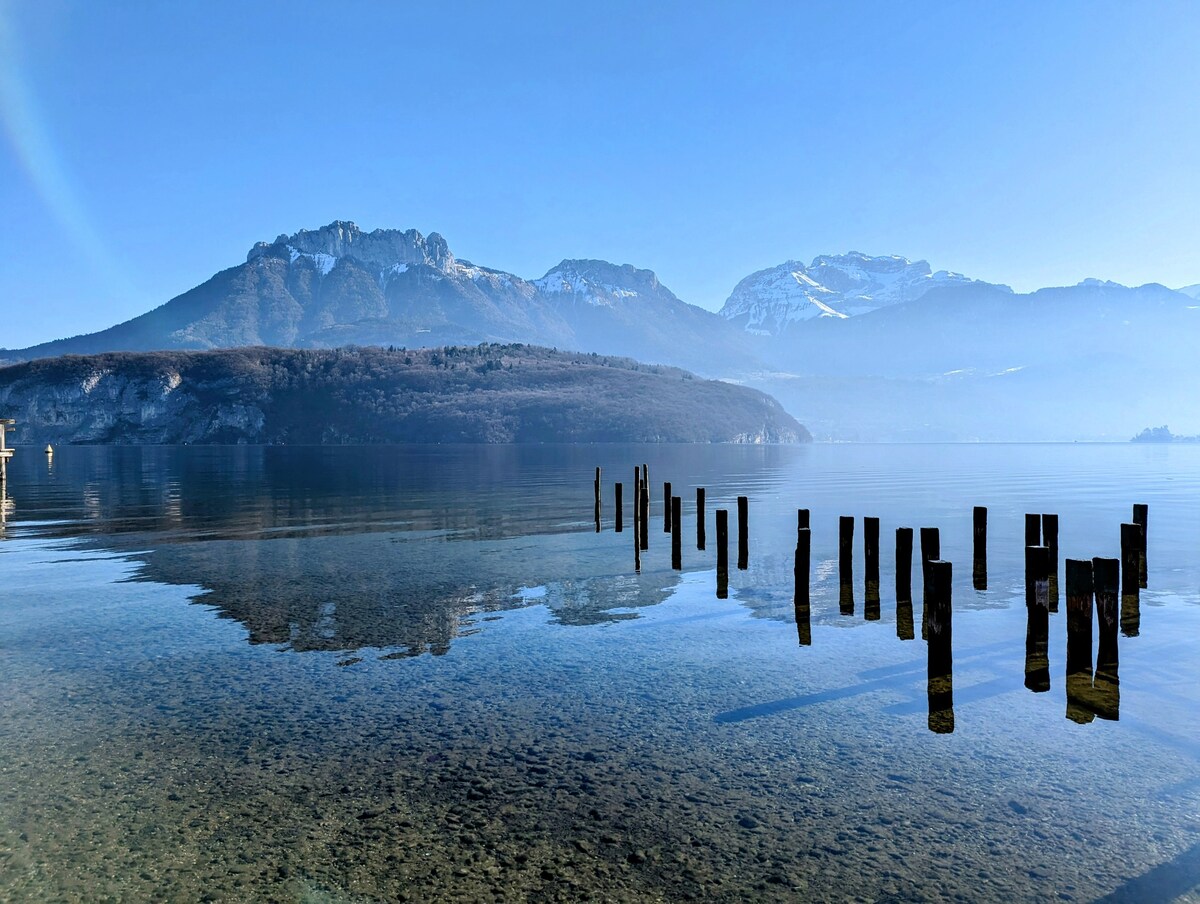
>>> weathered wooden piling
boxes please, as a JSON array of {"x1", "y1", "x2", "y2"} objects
[
  {"x1": 1092, "y1": 556, "x2": 1120, "y2": 673},
  {"x1": 671, "y1": 496, "x2": 682, "y2": 570},
  {"x1": 663, "y1": 482, "x2": 672, "y2": 532},
  {"x1": 1092, "y1": 556, "x2": 1121, "y2": 721},
  {"x1": 794, "y1": 527, "x2": 811, "y2": 646},
  {"x1": 1042, "y1": 513, "x2": 1060, "y2": 611},
  {"x1": 1119, "y1": 522, "x2": 1140, "y2": 637},
  {"x1": 839, "y1": 516, "x2": 855, "y2": 616},
  {"x1": 632, "y1": 473, "x2": 642, "y2": 572},
  {"x1": 615, "y1": 482, "x2": 623, "y2": 532},
  {"x1": 926, "y1": 559, "x2": 954, "y2": 734},
  {"x1": 737, "y1": 496, "x2": 749, "y2": 570},
  {"x1": 1065, "y1": 558, "x2": 1095, "y2": 724},
  {"x1": 797, "y1": 508, "x2": 810, "y2": 533},
  {"x1": 1065, "y1": 560, "x2": 1094, "y2": 677},
  {"x1": 594, "y1": 467, "x2": 602, "y2": 532},
  {"x1": 896, "y1": 527, "x2": 915, "y2": 641},
  {"x1": 864, "y1": 516, "x2": 881, "y2": 620},
  {"x1": 1133, "y1": 503, "x2": 1148, "y2": 588},
  {"x1": 1025, "y1": 545, "x2": 1050, "y2": 610},
  {"x1": 1025, "y1": 513, "x2": 1041, "y2": 548},
  {"x1": 639, "y1": 472, "x2": 649, "y2": 552},
  {"x1": 696, "y1": 488, "x2": 706, "y2": 550},
  {"x1": 919, "y1": 527, "x2": 940, "y2": 639},
  {"x1": 716, "y1": 509, "x2": 729, "y2": 599},
  {"x1": 972, "y1": 506, "x2": 987, "y2": 591}
]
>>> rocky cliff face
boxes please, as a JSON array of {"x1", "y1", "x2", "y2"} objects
[
  {"x1": 247, "y1": 221, "x2": 456, "y2": 273},
  {"x1": 0, "y1": 346, "x2": 809, "y2": 445}
]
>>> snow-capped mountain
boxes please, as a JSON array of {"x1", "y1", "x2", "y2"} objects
[
  {"x1": 534, "y1": 260, "x2": 662, "y2": 306},
  {"x1": 0, "y1": 222, "x2": 762, "y2": 378},
  {"x1": 719, "y1": 252, "x2": 1007, "y2": 335}
]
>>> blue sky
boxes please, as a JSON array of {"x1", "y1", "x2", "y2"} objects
[{"x1": 1, "y1": 0, "x2": 1198, "y2": 348}]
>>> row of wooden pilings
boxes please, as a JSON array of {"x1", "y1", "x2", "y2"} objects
[
  {"x1": 595, "y1": 466, "x2": 749, "y2": 592},
  {"x1": 595, "y1": 469, "x2": 1145, "y2": 731}
]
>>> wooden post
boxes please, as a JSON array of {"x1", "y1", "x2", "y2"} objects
[
  {"x1": 632, "y1": 473, "x2": 642, "y2": 573},
  {"x1": 1025, "y1": 544, "x2": 1050, "y2": 610},
  {"x1": 797, "y1": 508, "x2": 810, "y2": 534},
  {"x1": 1133, "y1": 503, "x2": 1148, "y2": 588},
  {"x1": 639, "y1": 471, "x2": 649, "y2": 552},
  {"x1": 794, "y1": 527, "x2": 811, "y2": 646},
  {"x1": 972, "y1": 506, "x2": 987, "y2": 591},
  {"x1": 1065, "y1": 559, "x2": 1094, "y2": 675},
  {"x1": 926, "y1": 560, "x2": 954, "y2": 734},
  {"x1": 1120, "y1": 522, "x2": 1140, "y2": 637},
  {"x1": 737, "y1": 496, "x2": 749, "y2": 570},
  {"x1": 839, "y1": 516, "x2": 854, "y2": 616},
  {"x1": 864, "y1": 516, "x2": 880, "y2": 620},
  {"x1": 614, "y1": 482, "x2": 623, "y2": 533},
  {"x1": 663, "y1": 482, "x2": 672, "y2": 532},
  {"x1": 671, "y1": 496, "x2": 682, "y2": 570},
  {"x1": 1025, "y1": 513, "x2": 1041, "y2": 548},
  {"x1": 896, "y1": 527, "x2": 915, "y2": 641},
  {"x1": 716, "y1": 509, "x2": 729, "y2": 599},
  {"x1": 919, "y1": 527, "x2": 940, "y2": 639},
  {"x1": 696, "y1": 487, "x2": 706, "y2": 550},
  {"x1": 1042, "y1": 513, "x2": 1060, "y2": 611},
  {"x1": 1092, "y1": 556, "x2": 1121, "y2": 721},
  {"x1": 594, "y1": 467, "x2": 601, "y2": 532},
  {"x1": 1065, "y1": 558, "x2": 1095, "y2": 724}
]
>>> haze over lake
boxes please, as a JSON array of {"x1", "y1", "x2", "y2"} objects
[{"x1": 2, "y1": 443, "x2": 1199, "y2": 901}]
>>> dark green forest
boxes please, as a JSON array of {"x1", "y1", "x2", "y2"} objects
[{"x1": 0, "y1": 344, "x2": 809, "y2": 444}]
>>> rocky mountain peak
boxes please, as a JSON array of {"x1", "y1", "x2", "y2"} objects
[
  {"x1": 534, "y1": 259, "x2": 669, "y2": 306},
  {"x1": 247, "y1": 221, "x2": 455, "y2": 273},
  {"x1": 719, "y1": 252, "x2": 1002, "y2": 335}
]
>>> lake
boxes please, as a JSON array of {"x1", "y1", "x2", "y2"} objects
[{"x1": 1, "y1": 443, "x2": 1199, "y2": 902}]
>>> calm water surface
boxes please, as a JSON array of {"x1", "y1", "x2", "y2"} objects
[{"x1": 1, "y1": 444, "x2": 1199, "y2": 902}]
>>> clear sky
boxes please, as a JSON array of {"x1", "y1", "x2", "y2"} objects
[{"x1": 1, "y1": 0, "x2": 1198, "y2": 348}]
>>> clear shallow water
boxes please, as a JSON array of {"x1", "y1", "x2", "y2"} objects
[{"x1": 1, "y1": 444, "x2": 1199, "y2": 902}]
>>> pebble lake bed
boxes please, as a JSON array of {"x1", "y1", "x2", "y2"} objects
[{"x1": 2, "y1": 443, "x2": 1200, "y2": 902}]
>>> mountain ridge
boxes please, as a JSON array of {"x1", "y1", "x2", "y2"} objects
[{"x1": 0, "y1": 345, "x2": 809, "y2": 445}]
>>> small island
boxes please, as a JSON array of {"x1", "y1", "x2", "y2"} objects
[{"x1": 1131, "y1": 426, "x2": 1200, "y2": 443}]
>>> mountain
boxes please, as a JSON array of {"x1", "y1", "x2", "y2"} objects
[
  {"x1": 747, "y1": 279, "x2": 1200, "y2": 440},
  {"x1": 719, "y1": 252, "x2": 1005, "y2": 333},
  {"x1": 1177, "y1": 284, "x2": 1200, "y2": 301},
  {"x1": 0, "y1": 345, "x2": 808, "y2": 445},
  {"x1": 0, "y1": 222, "x2": 762, "y2": 379}
]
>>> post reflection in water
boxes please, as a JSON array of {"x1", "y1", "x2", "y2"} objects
[
  {"x1": 926, "y1": 560, "x2": 954, "y2": 734},
  {"x1": 1025, "y1": 587, "x2": 1051, "y2": 694},
  {"x1": 1065, "y1": 559, "x2": 1095, "y2": 724}
]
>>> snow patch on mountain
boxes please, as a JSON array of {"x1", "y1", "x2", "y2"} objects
[
  {"x1": 719, "y1": 251, "x2": 1008, "y2": 335},
  {"x1": 534, "y1": 260, "x2": 658, "y2": 307},
  {"x1": 287, "y1": 246, "x2": 338, "y2": 276}
]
